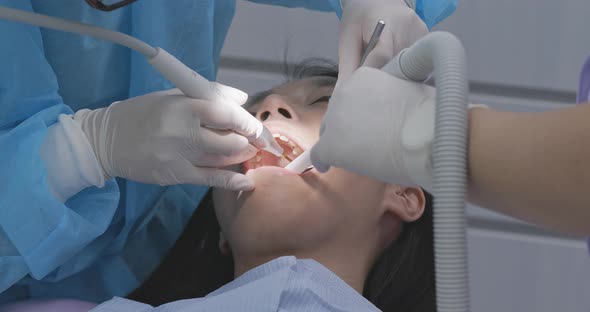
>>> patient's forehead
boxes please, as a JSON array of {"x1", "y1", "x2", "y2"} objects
[{"x1": 245, "y1": 76, "x2": 336, "y2": 109}]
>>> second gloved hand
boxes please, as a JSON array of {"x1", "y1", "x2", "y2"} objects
[
  {"x1": 338, "y1": 0, "x2": 428, "y2": 81},
  {"x1": 74, "y1": 85, "x2": 261, "y2": 191},
  {"x1": 310, "y1": 67, "x2": 436, "y2": 191}
]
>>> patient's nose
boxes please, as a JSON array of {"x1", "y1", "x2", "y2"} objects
[{"x1": 256, "y1": 95, "x2": 296, "y2": 122}]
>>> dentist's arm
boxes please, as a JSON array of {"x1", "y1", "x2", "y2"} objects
[
  {"x1": 467, "y1": 104, "x2": 590, "y2": 235},
  {"x1": 311, "y1": 67, "x2": 590, "y2": 235}
]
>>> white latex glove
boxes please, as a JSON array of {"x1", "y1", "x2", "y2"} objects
[
  {"x1": 310, "y1": 67, "x2": 437, "y2": 191},
  {"x1": 338, "y1": 0, "x2": 428, "y2": 81},
  {"x1": 74, "y1": 86, "x2": 261, "y2": 191}
]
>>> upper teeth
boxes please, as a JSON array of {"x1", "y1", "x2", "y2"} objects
[
  {"x1": 271, "y1": 132, "x2": 303, "y2": 157},
  {"x1": 272, "y1": 133, "x2": 295, "y2": 146},
  {"x1": 246, "y1": 133, "x2": 303, "y2": 170}
]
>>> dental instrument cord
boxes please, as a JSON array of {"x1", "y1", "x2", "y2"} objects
[{"x1": 0, "y1": 6, "x2": 157, "y2": 58}]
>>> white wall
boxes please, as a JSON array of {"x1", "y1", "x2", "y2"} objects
[{"x1": 218, "y1": 1, "x2": 590, "y2": 310}]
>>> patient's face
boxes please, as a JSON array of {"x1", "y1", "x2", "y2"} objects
[{"x1": 213, "y1": 77, "x2": 392, "y2": 257}]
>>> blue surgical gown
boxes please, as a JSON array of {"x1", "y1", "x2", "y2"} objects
[{"x1": 0, "y1": 0, "x2": 456, "y2": 304}]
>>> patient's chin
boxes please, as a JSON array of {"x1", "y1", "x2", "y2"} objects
[
  {"x1": 236, "y1": 174, "x2": 325, "y2": 225},
  {"x1": 213, "y1": 168, "x2": 299, "y2": 206}
]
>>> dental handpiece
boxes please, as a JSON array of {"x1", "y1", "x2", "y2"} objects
[
  {"x1": 0, "y1": 5, "x2": 283, "y2": 157},
  {"x1": 285, "y1": 21, "x2": 386, "y2": 174},
  {"x1": 148, "y1": 49, "x2": 283, "y2": 156}
]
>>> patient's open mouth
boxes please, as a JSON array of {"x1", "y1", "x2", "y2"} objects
[{"x1": 243, "y1": 133, "x2": 304, "y2": 173}]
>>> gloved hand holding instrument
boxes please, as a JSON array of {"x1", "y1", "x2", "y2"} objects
[
  {"x1": 311, "y1": 31, "x2": 485, "y2": 193},
  {"x1": 74, "y1": 84, "x2": 280, "y2": 191},
  {"x1": 69, "y1": 48, "x2": 284, "y2": 193}
]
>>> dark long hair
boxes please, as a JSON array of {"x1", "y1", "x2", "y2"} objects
[{"x1": 128, "y1": 60, "x2": 435, "y2": 311}]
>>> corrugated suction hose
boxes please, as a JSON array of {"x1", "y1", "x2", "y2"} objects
[{"x1": 383, "y1": 31, "x2": 471, "y2": 312}]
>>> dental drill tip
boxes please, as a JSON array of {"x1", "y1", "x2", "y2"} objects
[
  {"x1": 259, "y1": 126, "x2": 283, "y2": 157},
  {"x1": 301, "y1": 166, "x2": 314, "y2": 174},
  {"x1": 285, "y1": 149, "x2": 314, "y2": 174}
]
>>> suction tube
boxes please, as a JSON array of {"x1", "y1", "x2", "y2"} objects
[{"x1": 383, "y1": 32, "x2": 470, "y2": 312}]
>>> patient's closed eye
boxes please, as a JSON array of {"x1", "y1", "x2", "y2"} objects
[{"x1": 309, "y1": 96, "x2": 331, "y2": 106}]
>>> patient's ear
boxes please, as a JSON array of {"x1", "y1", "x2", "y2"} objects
[
  {"x1": 218, "y1": 232, "x2": 231, "y2": 256},
  {"x1": 382, "y1": 185, "x2": 425, "y2": 222}
]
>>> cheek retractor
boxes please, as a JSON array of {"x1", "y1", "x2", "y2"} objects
[{"x1": 284, "y1": 149, "x2": 313, "y2": 174}]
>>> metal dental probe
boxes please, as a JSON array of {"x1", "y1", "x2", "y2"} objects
[
  {"x1": 359, "y1": 20, "x2": 386, "y2": 66},
  {"x1": 286, "y1": 21, "x2": 386, "y2": 174}
]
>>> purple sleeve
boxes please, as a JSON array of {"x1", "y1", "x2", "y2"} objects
[
  {"x1": 577, "y1": 56, "x2": 590, "y2": 104},
  {"x1": 576, "y1": 57, "x2": 590, "y2": 253},
  {"x1": 0, "y1": 299, "x2": 97, "y2": 312}
]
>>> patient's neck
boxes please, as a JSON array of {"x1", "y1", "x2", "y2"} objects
[{"x1": 233, "y1": 243, "x2": 377, "y2": 294}]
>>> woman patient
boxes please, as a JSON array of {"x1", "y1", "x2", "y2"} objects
[{"x1": 123, "y1": 59, "x2": 435, "y2": 312}]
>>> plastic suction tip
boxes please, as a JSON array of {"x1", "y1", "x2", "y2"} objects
[
  {"x1": 284, "y1": 149, "x2": 313, "y2": 173},
  {"x1": 258, "y1": 126, "x2": 283, "y2": 157},
  {"x1": 308, "y1": 143, "x2": 330, "y2": 173}
]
